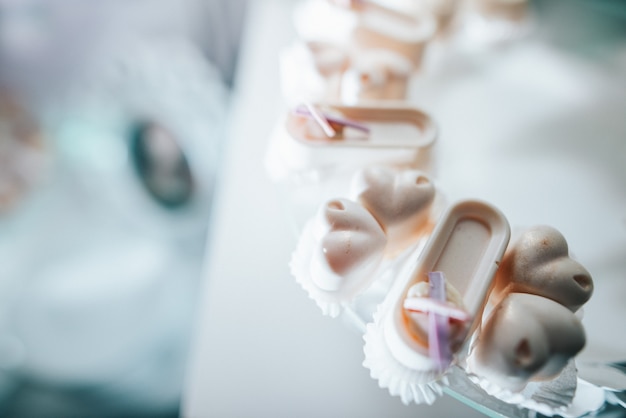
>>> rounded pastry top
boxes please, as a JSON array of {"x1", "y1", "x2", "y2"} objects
[
  {"x1": 468, "y1": 292, "x2": 586, "y2": 392},
  {"x1": 493, "y1": 225, "x2": 593, "y2": 312},
  {"x1": 351, "y1": 167, "x2": 435, "y2": 255},
  {"x1": 310, "y1": 198, "x2": 387, "y2": 293}
]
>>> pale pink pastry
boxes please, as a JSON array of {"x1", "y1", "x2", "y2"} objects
[
  {"x1": 492, "y1": 226, "x2": 593, "y2": 312},
  {"x1": 340, "y1": 49, "x2": 413, "y2": 102},
  {"x1": 265, "y1": 104, "x2": 437, "y2": 182},
  {"x1": 310, "y1": 198, "x2": 387, "y2": 292},
  {"x1": 466, "y1": 226, "x2": 594, "y2": 411},
  {"x1": 388, "y1": 200, "x2": 510, "y2": 362},
  {"x1": 468, "y1": 293, "x2": 586, "y2": 392},
  {"x1": 351, "y1": 167, "x2": 435, "y2": 255},
  {"x1": 290, "y1": 197, "x2": 387, "y2": 317},
  {"x1": 363, "y1": 200, "x2": 510, "y2": 404}
]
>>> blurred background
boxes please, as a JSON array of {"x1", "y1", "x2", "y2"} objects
[{"x1": 0, "y1": 0, "x2": 246, "y2": 416}]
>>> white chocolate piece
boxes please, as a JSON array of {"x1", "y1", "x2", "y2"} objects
[
  {"x1": 385, "y1": 200, "x2": 510, "y2": 371},
  {"x1": 310, "y1": 198, "x2": 387, "y2": 293},
  {"x1": 468, "y1": 293, "x2": 586, "y2": 392},
  {"x1": 340, "y1": 50, "x2": 412, "y2": 102},
  {"x1": 493, "y1": 226, "x2": 593, "y2": 312},
  {"x1": 351, "y1": 167, "x2": 435, "y2": 255}
]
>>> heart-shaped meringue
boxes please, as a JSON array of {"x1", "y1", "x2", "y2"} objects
[
  {"x1": 492, "y1": 226, "x2": 593, "y2": 312},
  {"x1": 351, "y1": 167, "x2": 435, "y2": 255},
  {"x1": 468, "y1": 293, "x2": 586, "y2": 392},
  {"x1": 310, "y1": 198, "x2": 387, "y2": 293}
]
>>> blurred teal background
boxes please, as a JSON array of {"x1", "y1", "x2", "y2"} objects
[{"x1": 0, "y1": 1, "x2": 246, "y2": 416}]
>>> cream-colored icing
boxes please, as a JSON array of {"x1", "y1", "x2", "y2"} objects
[
  {"x1": 310, "y1": 198, "x2": 387, "y2": 292},
  {"x1": 351, "y1": 167, "x2": 435, "y2": 255},
  {"x1": 493, "y1": 226, "x2": 594, "y2": 312},
  {"x1": 468, "y1": 293, "x2": 586, "y2": 392}
]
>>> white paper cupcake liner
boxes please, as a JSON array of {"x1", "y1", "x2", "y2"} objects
[{"x1": 363, "y1": 296, "x2": 446, "y2": 405}]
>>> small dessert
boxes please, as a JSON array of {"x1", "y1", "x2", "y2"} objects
[
  {"x1": 340, "y1": 50, "x2": 413, "y2": 102},
  {"x1": 291, "y1": 198, "x2": 387, "y2": 317},
  {"x1": 466, "y1": 226, "x2": 594, "y2": 413},
  {"x1": 265, "y1": 103, "x2": 437, "y2": 183},
  {"x1": 468, "y1": 293, "x2": 586, "y2": 392},
  {"x1": 290, "y1": 168, "x2": 435, "y2": 317},
  {"x1": 310, "y1": 198, "x2": 387, "y2": 292},
  {"x1": 364, "y1": 200, "x2": 510, "y2": 404},
  {"x1": 351, "y1": 166, "x2": 435, "y2": 255},
  {"x1": 296, "y1": 1, "x2": 436, "y2": 70},
  {"x1": 491, "y1": 225, "x2": 593, "y2": 312}
]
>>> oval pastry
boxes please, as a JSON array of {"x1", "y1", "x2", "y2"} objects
[{"x1": 364, "y1": 200, "x2": 510, "y2": 404}]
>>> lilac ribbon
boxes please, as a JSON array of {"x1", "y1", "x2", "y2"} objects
[
  {"x1": 293, "y1": 105, "x2": 371, "y2": 134},
  {"x1": 428, "y1": 271, "x2": 452, "y2": 371}
]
